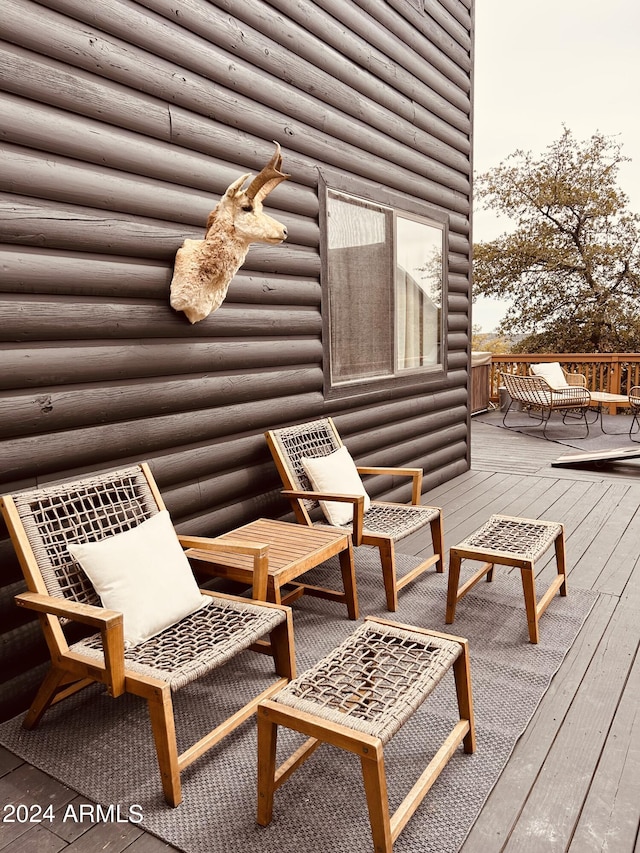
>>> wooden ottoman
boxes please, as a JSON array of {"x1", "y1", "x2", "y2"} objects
[
  {"x1": 446, "y1": 514, "x2": 567, "y2": 644},
  {"x1": 257, "y1": 617, "x2": 475, "y2": 852}
]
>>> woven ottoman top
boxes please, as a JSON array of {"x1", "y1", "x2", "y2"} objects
[
  {"x1": 272, "y1": 620, "x2": 461, "y2": 744},
  {"x1": 455, "y1": 514, "x2": 562, "y2": 561}
]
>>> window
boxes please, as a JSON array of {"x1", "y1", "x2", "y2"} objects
[{"x1": 322, "y1": 184, "x2": 447, "y2": 395}]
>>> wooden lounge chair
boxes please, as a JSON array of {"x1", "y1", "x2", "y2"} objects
[
  {"x1": 501, "y1": 372, "x2": 591, "y2": 439},
  {"x1": 265, "y1": 418, "x2": 444, "y2": 612},
  {"x1": 1, "y1": 463, "x2": 295, "y2": 807}
]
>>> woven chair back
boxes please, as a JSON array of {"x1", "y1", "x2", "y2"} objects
[
  {"x1": 267, "y1": 419, "x2": 342, "y2": 513},
  {"x1": 10, "y1": 466, "x2": 159, "y2": 607}
]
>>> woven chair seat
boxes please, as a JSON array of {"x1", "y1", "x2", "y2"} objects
[
  {"x1": 74, "y1": 597, "x2": 286, "y2": 691},
  {"x1": 272, "y1": 620, "x2": 461, "y2": 745},
  {"x1": 455, "y1": 514, "x2": 563, "y2": 562},
  {"x1": 317, "y1": 501, "x2": 440, "y2": 542}
]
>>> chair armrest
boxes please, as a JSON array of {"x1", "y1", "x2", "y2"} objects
[
  {"x1": 564, "y1": 372, "x2": 587, "y2": 387},
  {"x1": 15, "y1": 592, "x2": 125, "y2": 698},
  {"x1": 356, "y1": 466, "x2": 423, "y2": 505},
  {"x1": 178, "y1": 535, "x2": 270, "y2": 601},
  {"x1": 15, "y1": 591, "x2": 121, "y2": 626},
  {"x1": 281, "y1": 490, "x2": 365, "y2": 545},
  {"x1": 550, "y1": 387, "x2": 591, "y2": 406}
]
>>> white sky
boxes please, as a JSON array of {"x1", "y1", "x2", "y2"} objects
[{"x1": 472, "y1": 0, "x2": 640, "y2": 331}]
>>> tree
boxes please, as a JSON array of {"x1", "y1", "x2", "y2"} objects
[
  {"x1": 471, "y1": 326, "x2": 512, "y2": 354},
  {"x1": 473, "y1": 128, "x2": 640, "y2": 353}
]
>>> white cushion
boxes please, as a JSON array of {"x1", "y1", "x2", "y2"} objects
[
  {"x1": 531, "y1": 362, "x2": 569, "y2": 389},
  {"x1": 301, "y1": 446, "x2": 371, "y2": 526},
  {"x1": 67, "y1": 510, "x2": 207, "y2": 648}
]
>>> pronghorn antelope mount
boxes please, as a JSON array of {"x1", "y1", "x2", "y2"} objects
[{"x1": 170, "y1": 143, "x2": 289, "y2": 323}]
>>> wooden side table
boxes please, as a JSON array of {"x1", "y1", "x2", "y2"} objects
[{"x1": 185, "y1": 518, "x2": 358, "y2": 620}]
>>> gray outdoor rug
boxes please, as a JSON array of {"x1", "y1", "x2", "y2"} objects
[{"x1": 0, "y1": 550, "x2": 597, "y2": 853}]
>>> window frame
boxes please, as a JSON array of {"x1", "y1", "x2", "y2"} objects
[{"x1": 319, "y1": 170, "x2": 449, "y2": 400}]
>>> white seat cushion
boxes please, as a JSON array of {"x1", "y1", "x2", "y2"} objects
[
  {"x1": 68, "y1": 510, "x2": 207, "y2": 647},
  {"x1": 301, "y1": 445, "x2": 371, "y2": 526}
]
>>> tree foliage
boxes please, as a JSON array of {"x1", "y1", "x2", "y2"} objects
[
  {"x1": 471, "y1": 327, "x2": 512, "y2": 354},
  {"x1": 474, "y1": 128, "x2": 640, "y2": 353}
]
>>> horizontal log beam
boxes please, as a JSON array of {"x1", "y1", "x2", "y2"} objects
[
  {"x1": 0, "y1": 143, "x2": 319, "y2": 247},
  {"x1": 0, "y1": 367, "x2": 323, "y2": 439},
  {"x1": 0, "y1": 338, "x2": 323, "y2": 390},
  {"x1": 0, "y1": 295, "x2": 322, "y2": 341},
  {"x1": 1, "y1": 91, "x2": 320, "y2": 216},
  {"x1": 0, "y1": 391, "x2": 326, "y2": 481},
  {"x1": 0, "y1": 194, "x2": 321, "y2": 268},
  {"x1": 0, "y1": 246, "x2": 321, "y2": 304}
]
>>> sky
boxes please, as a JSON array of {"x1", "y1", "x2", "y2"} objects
[{"x1": 472, "y1": 0, "x2": 640, "y2": 331}]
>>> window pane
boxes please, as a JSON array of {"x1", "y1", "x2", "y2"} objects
[
  {"x1": 395, "y1": 215, "x2": 443, "y2": 371},
  {"x1": 327, "y1": 192, "x2": 393, "y2": 382}
]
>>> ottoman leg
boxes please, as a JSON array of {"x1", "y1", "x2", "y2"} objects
[
  {"x1": 257, "y1": 711, "x2": 278, "y2": 826},
  {"x1": 520, "y1": 565, "x2": 539, "y2": 644},
  {"x1": 555, "y1": 530, "x2": 568, "y2": 596},
  {"x1": 360, "y1": 747, "x2": 392, "y2": 853},
  {"x1": 339, "y1": 539, "x2": 359, "y2": 620},
  {"x1": 452, "y1": 640, "x2": 476, "y2": 754}
]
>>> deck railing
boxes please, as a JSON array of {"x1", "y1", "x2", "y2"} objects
[{"x1": 487, "y1": 354, "x2": 640, "y2": 408}]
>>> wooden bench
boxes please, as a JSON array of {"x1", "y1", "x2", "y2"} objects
[{"x1": 257, "y1": 617, "x2": 475, "y2": 852}]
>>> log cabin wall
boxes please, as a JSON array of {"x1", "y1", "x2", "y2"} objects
[{"x1": 0, "y1": 0, "x2": 474, "y2": 720}]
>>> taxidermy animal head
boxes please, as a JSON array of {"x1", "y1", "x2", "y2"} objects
[{"x1": 170, "y1": 143, "x2": 289, "y2": 323}]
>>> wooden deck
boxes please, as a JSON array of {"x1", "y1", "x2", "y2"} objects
[{"x1": 1, "y1": 416, "x2": 639, "y2": 852}]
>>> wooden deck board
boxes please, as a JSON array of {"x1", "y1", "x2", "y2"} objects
[
  {"x1": 568, "y1": 644, "x2": 640, "y2": 853},
  {"x1": 1, "y1": 418, "x2": 639, "y2": 852},
  {"x1": 458, "y1": 592, "x2": 619, "y2": 853},
  {"x1": 460, "y1": 419, "x2": 640, "y2": 852},
  {"x1": 500, "y1": 590, "x2": 638, "y2": 853}
]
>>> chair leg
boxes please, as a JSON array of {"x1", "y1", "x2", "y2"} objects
[
  {"x1": 430, "y1": 515, "x2": 445, "y2": 573},
  {"x1": 256, "y1": 710, "x2": 278, "y2": 827},
  {"x1": 268, "y1": 614, "x2": 296, "y2": 680},
  {"x1": 541, "y1": 408, "x2": 553, "y2": 439},
  {"x1": 22, "y1": 666, "x2": 73, "y2": 730},
  {"x1": 338, "y1": 539, "x2": 359, "y2": 620},
  {"x1": 360, "y1": 749, "x2": 392, "y2": 853},
  {"x1": 146, "y1": 684, "x2": 182, "y2": 807},
  {"x1": 378, "y1": 540, "x2": 398, "y2": 612},
  {"x1": 501, "y1": 400, "x2": 515, "y2": 429}
]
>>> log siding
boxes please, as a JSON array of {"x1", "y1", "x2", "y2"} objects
[{"x1": 0, "y1": 0, "x2": 474, "y2": 719}]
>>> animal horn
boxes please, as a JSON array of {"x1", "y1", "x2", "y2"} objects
[{"x1": 245, "y1": 142, "x2": 290, "y2": 201}]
